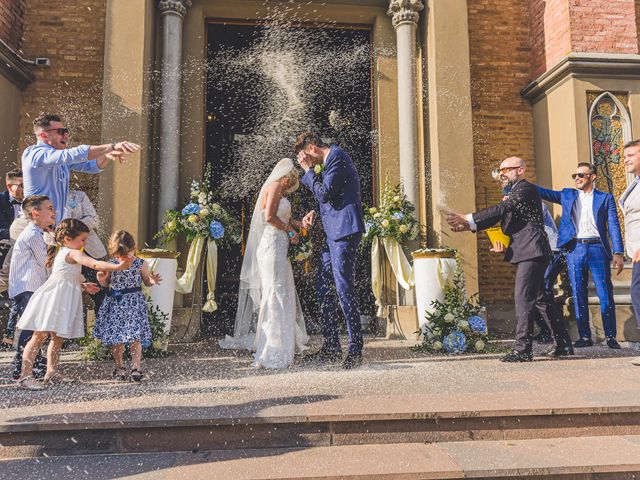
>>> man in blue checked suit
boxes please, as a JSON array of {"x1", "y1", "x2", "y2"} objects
[{"x1": 538, "y1": 162, "x2": 625, "y2": 349}]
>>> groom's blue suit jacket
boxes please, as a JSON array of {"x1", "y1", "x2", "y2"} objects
[
  {"x1": 537, "y1": 186, "x2": 624, "y2": 259},
  {"x1": 301, "y1": 145, "x2": 365, "y2": 241}
]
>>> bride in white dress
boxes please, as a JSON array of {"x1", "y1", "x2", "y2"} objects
[{"x1": 219, "y1": 158, "x2": 309, "y2": 368}]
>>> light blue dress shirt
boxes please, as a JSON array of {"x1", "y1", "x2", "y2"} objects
[{"x1": 22, "y1": 141, "x2": 102, "y2": 224}]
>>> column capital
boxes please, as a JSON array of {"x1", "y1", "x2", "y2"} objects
[
  {"x1": 158, "y1": 0, "x2": 191, "y2": 17},
  {"x1": 387, "y1": 0, "x2": 424, "y2": 28}
]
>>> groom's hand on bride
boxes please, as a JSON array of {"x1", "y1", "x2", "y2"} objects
[{"x1": 302, "y1": 210, "x2": 316, "y2": 228}]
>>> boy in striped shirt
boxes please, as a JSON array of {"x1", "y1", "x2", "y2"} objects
[{"x1": 9, "y1": 195, "x2": 55, "y2": 380}]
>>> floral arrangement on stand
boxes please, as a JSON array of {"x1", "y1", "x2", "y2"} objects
[
  {"x1": 415, "y1": 255, "x2": 495, "y2": 354},
  {"x1": 362, "y1": 182, "x2": 420, "y2": 317},
  {"x1": 362, "y1": 182, "x2": 420, "y2": 245},
  {"x1": 155, "y1": 166, "x2": 241, "y2": 312},
  {"x1": 155, "y1": 175, "x2": 241, "y2": 247}
]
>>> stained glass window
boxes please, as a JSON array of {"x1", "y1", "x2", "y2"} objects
[{"x1": 589, "y1": 92, "x2": 631, "y2": 197}]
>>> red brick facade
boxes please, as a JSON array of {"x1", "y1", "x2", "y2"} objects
[
  {"x1": 530, "y1": 0, "x2": 639, "y2": 77},
  {"x1": 0, "y1": 0, "x2": 26, "y2": 52},
  {"x1": 467, "y1": 0, "x2": 537, "y2": 303},
  {"x1": 16, "y1": 0, "x2": 107, "y2": 198}
]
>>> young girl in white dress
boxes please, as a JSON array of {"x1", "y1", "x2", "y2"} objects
[{"x1": 16, "y1": 219, "x2": 132, "y2": 390}]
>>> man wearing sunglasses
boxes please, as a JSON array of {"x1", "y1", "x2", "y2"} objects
[
  {"x1": 447, "y1": 157, "x2": 573, "y2": 362},
  {"x1": 22, "y1": 114, "x2": 140, "y2": 225},
  {"x1": 537, "y1": 163, "x2": 624, "y2": 350}
]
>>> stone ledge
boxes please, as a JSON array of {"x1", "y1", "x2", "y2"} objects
[
  {"x1": 522, "y1": 52, "x2": 640, "y2": 103},
  {"x1": 0, "y1": 40, "x2": 34, "y2": 89},
  {"x1": 3, "y1": 436, "x2": 640, "y2": 479}
]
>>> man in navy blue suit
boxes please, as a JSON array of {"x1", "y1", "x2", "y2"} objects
[
  {"x1": 295, "y1": 132, "x2": 366, "y2": 369},
  {"x1": 538, "y1": 163, "x2": 625, "y2": 349}
]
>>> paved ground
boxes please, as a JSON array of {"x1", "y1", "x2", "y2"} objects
[{"x1": 1, "y1": 335, "x2": 640, "y2": 427}]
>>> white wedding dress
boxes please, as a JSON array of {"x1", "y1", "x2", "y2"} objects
[
  {"x1": 252, "y1": 197, "x2": 309, "y2": 368},
  {"x1": 219, "y1": 163, "x2": 310, "y2": 369}
]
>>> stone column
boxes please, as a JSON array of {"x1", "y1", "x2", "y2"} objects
[
  {"x1": 157, "y1": 0, "x2": 191, "y2": 226},
  {"x1": 388, "y1": 0, "x2": 424, "y2": 210}
]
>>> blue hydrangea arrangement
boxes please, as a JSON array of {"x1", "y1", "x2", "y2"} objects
[
  {"x1": 155, "y1": 165, "x2": 241, "y2": 247},
  {"x1": 417, "y1": 253, "x2": 493, "y2": 354}
]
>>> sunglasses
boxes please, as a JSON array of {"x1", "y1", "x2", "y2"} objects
[
  {"x1": 43, "y1": 127, "x2": 69, "y2": 136},
  {"x1": 498, "y1": 166, "x2": 520, "y2": 174},
  {"x1": 571, "y1": 173, "x2": 592, "y2": 179}
]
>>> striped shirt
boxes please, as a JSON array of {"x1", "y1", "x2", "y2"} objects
[{"x1": 8, "y1": 223, "x2": 49, "y2": 298}]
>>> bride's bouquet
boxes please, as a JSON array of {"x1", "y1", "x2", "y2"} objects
[
  {"x1": 288, "y1": 228, "x2": 313, "y2": 262},
  {"x1": 288, "y1": 227, "x2": 313, "y2": 263},
  {"x1": 155, "y1": 173, "x2": 241, "y2": 248}
]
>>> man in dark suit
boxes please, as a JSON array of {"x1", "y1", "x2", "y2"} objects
[
  {"x1": 0, "y1": 169, "x2": 24, "y2": 347},
  {"x1": 537, "y1": 163, "x2": 624, "y2": 349},
  {"x1": 447, "y1": 157, "x2": 573, "y2": 361},
  {"x1": 0, "y1": 169, "x2": 24, "y2": 264}
]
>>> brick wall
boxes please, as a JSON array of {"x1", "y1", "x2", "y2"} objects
[
  {"x1": 16, "y1": 0, "x2": 107, "y2": 200},
  {"x1": 569, "y1": 0, "x2": 638, "y2": 56},
  {"x1": 0, "y1": 0, "x2": 26, "y2": 52},
  {"x1": 530, "y1": 0, "x2": 638, "y2": 77},
  {"x1": 530, "y1": 0, "x2": 572, "y2": 78},
  {"x1": 467, "y1": 0, "x2": 536, "y2": 303}
]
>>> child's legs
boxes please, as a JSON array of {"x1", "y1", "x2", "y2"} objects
[
  {"x1": 130, "y1": 341, "x2": 142, "y2": 370},
  {"x1": 21, "y1": 331, "x2": 48, "y2": 377},
  {"x1": 111, "y1": 344, "x2": 125, "y2": 368},
  {"x1": 46, "y1": 334, "x2": 65, "y2": 374}
]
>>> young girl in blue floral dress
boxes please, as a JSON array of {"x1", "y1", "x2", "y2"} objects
[{"x1": 93, "y1": 230, "x2": 162, "y2": 382}]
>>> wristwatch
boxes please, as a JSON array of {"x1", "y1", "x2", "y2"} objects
[{"x1": 110, "y1": 141, "x2": 117, "y2": 150}]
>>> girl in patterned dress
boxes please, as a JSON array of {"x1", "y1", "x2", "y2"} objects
[
  {"x1": 17, "y1": 219, "x2": 132, "y2": 390},
  {"x1": 93, "y1": 230, "x2": 162, "y2": 382}
]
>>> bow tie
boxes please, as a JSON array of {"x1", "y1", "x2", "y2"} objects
[{"x1": 10, "y1": 200, "x2": 21, "y2": 206}]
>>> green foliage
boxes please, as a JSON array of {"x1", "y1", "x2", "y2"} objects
[
  {"x1": 154, "y1": 164, "x2": 242, "y2": 247},
  {"x1": 362, "y1": 181, "x2": 420, "y2": 245},
  {"x1": 414, "y1": 253, "x2": 495, "y2": 354}
]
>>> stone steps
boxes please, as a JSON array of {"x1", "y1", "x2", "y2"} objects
[
  {"x1": 3, "y1": 401, "x2": 640, "y2": 460},
  {"x1": 2, "y1": 436, "x2": 640, "y2": 478}
]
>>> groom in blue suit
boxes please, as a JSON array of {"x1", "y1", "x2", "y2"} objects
[
  {"x1": 537, "y1": 162, "x2": 625, "y2": 349},
  {"x1": 295, "y1": 131, "x2": 366, "y2": 369}
]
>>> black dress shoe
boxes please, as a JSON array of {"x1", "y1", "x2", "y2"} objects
[
  {"x1": 342, "y1": 352, "x2": 363, "y2": 369},
  {"x1": 302, "y1": 348, "x2": 342, "y2": 364},
  {"x1": 573, "y1": 338, "x2": 594, "y2": 348},
  {"x1": 500, "y1": 350, "x2": 533, "y2": 363},
  {"x1": 532, "y1": 332, "x2": 553, "y2": 344},
  {"x1": 546, "y1": 346, "x2": 575, "y2": 357},
  {"x1": 606, "y1": 337, "x2": 621, "y2": 349}
]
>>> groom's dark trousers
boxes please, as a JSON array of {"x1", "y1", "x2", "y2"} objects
[{"x1": 317, "y1": 233, "x2": 363, "y2": 355}]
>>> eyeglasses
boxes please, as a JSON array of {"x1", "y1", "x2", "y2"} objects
[
  {"x1": 498, "y1": 166, "x2": 520, "y2": 174},
  {"x1": 9, "y1": 183, "x2": 23, "y2": 189},
  {"x1": 571, "y1": 173, "x2": 591, "y2": 179},
  {"x1": 43, "y1": 127, "x2": 69, "y2": 136}
]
